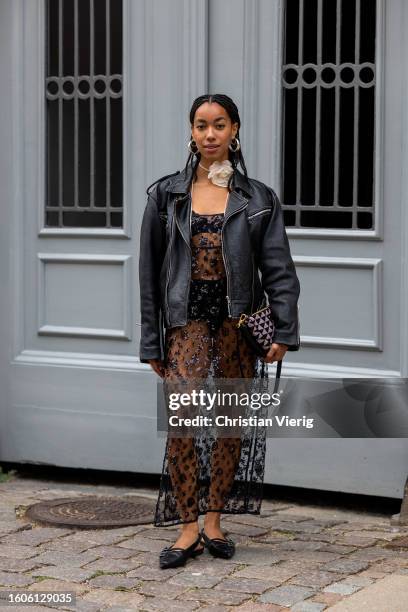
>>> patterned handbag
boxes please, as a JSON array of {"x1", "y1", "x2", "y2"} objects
[{"x1": 236, "y1": 305, "x2": 282, "y2": 384}]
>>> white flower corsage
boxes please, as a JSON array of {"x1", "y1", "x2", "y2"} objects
[{"x1": 207, "y1": 159, "x2": 234, "y2": 187}]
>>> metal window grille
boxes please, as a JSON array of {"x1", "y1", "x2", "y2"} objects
[
  {"x1": 45, "y1": 0, "x2": 123, "y2": 228},
  {"x1": 281, "y1": 0, "x2": 376, "y2": 230}
]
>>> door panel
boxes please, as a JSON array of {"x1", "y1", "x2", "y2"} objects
[{"x1": 1, "y1": 0, "x2": 206, "y2": 470}]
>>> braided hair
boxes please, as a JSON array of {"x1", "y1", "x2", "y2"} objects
[
  {"x1": 146, "y1": 93, "x2": 249, "y2": 195},
  {"x1": 185, "y1": 93, "x2": 249, "y2": 191}
]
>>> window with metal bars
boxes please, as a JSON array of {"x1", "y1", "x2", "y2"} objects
[
  {"x1": 281, "y1": 0, "x2": 376, "y2": 230},
  {"x1": 45, "y1": 0, "x2": 123, "y2": 228}
]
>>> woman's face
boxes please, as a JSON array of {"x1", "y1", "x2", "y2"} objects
[{"x1": 191, "y1": 102, "x2": 238, "y2": 166}]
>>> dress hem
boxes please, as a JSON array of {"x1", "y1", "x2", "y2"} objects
[{"x1": 153, "y1": 505, "x2": 263, "y2": 528}]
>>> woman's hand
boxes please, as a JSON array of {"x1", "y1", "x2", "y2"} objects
[
  {"x1": 264, "y1": 343, "x2": 288, "y2": 364},
  {"x1": 148, "y1": 359, "x2": 166, "y2": 378}
]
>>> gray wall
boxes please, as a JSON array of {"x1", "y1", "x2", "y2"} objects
[{"x1": 0, "y1": 0, "x2": 408, "y2": 498}]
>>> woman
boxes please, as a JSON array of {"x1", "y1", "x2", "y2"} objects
[{"x1": 139, "y1": 94, "x2": 300, "y2": 569}]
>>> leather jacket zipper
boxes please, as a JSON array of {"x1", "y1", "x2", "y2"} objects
[
  {"x1": 221, "y1": 232, "x2": 231, "y2": 317},
  {"x1": 250, "y1": 254, "x2": 255, "y2": 313},
  {"x1": 247, "y1": 207, "x2": 271, "y2": 220},
  {"x1": 221, "y1": 196, "x2": 248, "y2": 318},
  {"x1": 187, "y1": 194, "x2": 192, "y2": 320},
  {"x1": 174, "y1": 194, "x2": 192, "y2": 322},
  {"x1": 164, "y1": 211, "x2": 175, "y2": 325}
]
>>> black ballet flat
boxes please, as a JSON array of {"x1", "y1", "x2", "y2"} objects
[
  {"x1": 200, "y1": 528, "x2": 236, "y2": 559},
  {"x1": 159, "y1": 533, "x2": 204, "y2": 569}
]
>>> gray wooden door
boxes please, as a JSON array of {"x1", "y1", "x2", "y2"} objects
[
  {"x1": 207, "y1": 0, "x2": 408, "y2": 497},
  {"x1": 1, "y1": 0, "x2": 407, "y2": 498},
  {"x1": 0, "y1": 0, "x2": 168, "y2": 471}
]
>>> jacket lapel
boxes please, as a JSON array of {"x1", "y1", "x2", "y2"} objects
[
  {"x1": 168, "y1": 164, "x2": 252, "y2": 245},
  {"x1": 174, "y1": 192, "x2": 191, "y2": 248}
]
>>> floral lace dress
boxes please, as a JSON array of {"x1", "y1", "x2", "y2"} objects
[{"x1": 154, "y1": 208, "x2": 268, "y2": 527}]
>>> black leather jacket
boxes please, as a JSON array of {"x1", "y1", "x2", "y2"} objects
[{"x1": 138, "y1": 164, "x2": 300, "y2": 363}]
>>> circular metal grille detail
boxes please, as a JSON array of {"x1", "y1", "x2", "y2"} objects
[{"x1": 24, "y1": 496, "x2": 156, "y2": 529}]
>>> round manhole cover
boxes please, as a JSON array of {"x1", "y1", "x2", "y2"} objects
[{"x1": 25, "y1": 496, "x2": 156, "y2": 528}]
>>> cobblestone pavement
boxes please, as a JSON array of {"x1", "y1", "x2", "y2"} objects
[{"x1": 0, "y1": 469, "x2": 408, "y2": 611}]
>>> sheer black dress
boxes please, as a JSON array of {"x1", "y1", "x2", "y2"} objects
[{"x1": 154, "y1": 205, "x2": 268, "y2": 527}]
